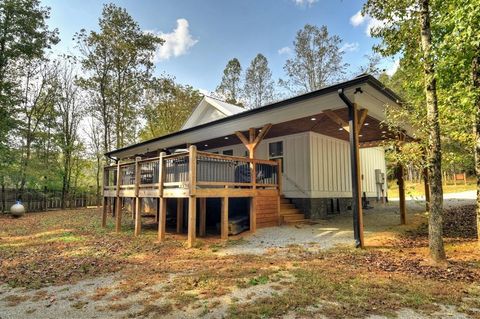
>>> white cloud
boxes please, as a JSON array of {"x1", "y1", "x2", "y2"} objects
[
  {"x1": 278, "y1": 46, "x2": 293, "y2": 55},
  {"x1": 385, "y1": 59, "x2": 400, "y2": 76},
  {"x1": 349, "y1": 10, "x2": 383, "y2": 37},
  {"x1": 148, "y1": 18, "x2": 198, "y2": 62},
  {"x1": 340, "y1": 42, "x2": 359, "y2": 53},
  {"x1": 292, "y1": 0, "x2": 318, "y2": 7}
]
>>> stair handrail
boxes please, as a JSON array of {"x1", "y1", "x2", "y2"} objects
[{"x1": 282, "y1": 173, "x2": 309, "y2": 197}]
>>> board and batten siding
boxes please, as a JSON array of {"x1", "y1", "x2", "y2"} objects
[{"x1": 206, "y1": 131, "x2": 386, "y2": 199}]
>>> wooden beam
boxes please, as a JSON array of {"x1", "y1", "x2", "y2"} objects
[
  {"x1": 158, "y1": 197, "x2": 167, "y2": 241},
  {"x1": 325, "y1": 109, "x2": 350, "y2": 132},
  {"x1": 235, "y1": 131, "x2": 250, "y2": 148},
  {"x1": 252, "y1": 124, "x2": 272, "y2": 149},
  {"x1": 176, "y1": 198, "x2": 184, "y2": 233},
  {"x1": 357, "y1": 109, "x2": 368, "y2": 132},
  {"x1": 199, "y1": 198, "x2": 206, "y2": 237},
  {"x1": 221, "y1": 197, "x2": 229, "y2": 240},
  {"x1": 187, "y1": 196, "x2": 196, "y2": 248}
]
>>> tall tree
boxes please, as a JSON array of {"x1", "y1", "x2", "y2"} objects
[
  {"x1": 0, "y1": 0, "x2": 58, "y2": 193},
  {"x1": 75, "y1": 3, "x2": 164, "y2": 153},
  {"x1": 280, "y1": 24, "x2": 347, "y2": 93},
  {"x1": 244, "y1": 53, "x2": 275, "y2": 108},
  {"x1": 55, "y1": 60, "x2": 84, "y2": 208},
  {"x1": 216, "y1": 58, "x2": 242, "y2": 105},
  {"x1": 364, "y1": 0, "x2": 446, "y2": 261},
  {"x1": 140, "y1": 76, "x2": 202, "y2": 139}
]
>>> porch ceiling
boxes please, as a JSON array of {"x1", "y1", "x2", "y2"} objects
[{"x1": 158, "y1": 107, "x2": 400, "y2": 154}]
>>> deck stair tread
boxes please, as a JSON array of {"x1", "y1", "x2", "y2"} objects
[{"x1": 279, "y1": 196, "x2": 307, "y2": 225}]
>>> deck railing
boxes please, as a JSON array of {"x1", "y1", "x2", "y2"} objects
[{"x1": 103, "y1": 146, "x2": 281, "y2": 196}]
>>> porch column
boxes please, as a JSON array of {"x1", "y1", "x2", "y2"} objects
[
  {"x1": 339, "y1": 90, "x2": 364, "y2": 248},
  {"x1": 158, "y1": 152, "x2": 166, "y2": 241},
  {"x1": 134, "y1": 157, "x2": 142, "y2": 236},
  {"x1": 115, "y1": 161, "x2": 122, "y2": 233},
  {"x1": 187, "y1": 145, "x2": 197, "y2": 248},
  {"x1": 221, "y1": 197, "x2": 229, "y2": 240}
]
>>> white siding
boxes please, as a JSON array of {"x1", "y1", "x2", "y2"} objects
[
  {"x1": 359, "y1": 147, "x2": 388, "y2": 198},
  {"x1": 207, "y1": 131, "x2": 387, "y2": 199}
]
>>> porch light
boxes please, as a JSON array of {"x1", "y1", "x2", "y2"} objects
[
  {"x1": 311, "y1": 117, "x2": 316, "y2": 121},
  {"x1": 204, "y1": 144, "x2": 208, "y2": 147},
  {"x1": 224, "y1": 137, "x2": 229, "y2": 140}
]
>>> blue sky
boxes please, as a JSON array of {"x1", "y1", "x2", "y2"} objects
[{"x1": 42, "y1": 0, "x2": 398, "y2": 93}]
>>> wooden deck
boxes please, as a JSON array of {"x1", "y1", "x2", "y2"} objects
[{"x1": 102, "y1": 145, "x2": 282, "y2": 247}]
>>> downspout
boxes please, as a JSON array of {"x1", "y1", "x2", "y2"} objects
[{"x1": 338, "y1": 88, "x2": 362, "y2": 248}]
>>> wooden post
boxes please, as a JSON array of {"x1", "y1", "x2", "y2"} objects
[
  {"x1": 187, "y1": 196, "x2": 196, "y2": 248},
  {"x1": 397, "y1": 164, "x2": 406, "y2": 225},
  {"x1": 134, "y1": 157, "x2": 141, "y2": 236},
  {"x1": 158, "y1": 152, "x2": 166, "y2": 240},
  {"x1": 176, "y1": 198, "x2": 184, "y2": 233},
  {"x1": 102, "y1": 196, "x2": 107, "y2": 228},
  {"x1": 221, "y1": 197, "x2": 229, "y2": 240},
  {"x1": 115, "y1": 162, "x2": 122, "y2": 233},
  {"x1": 199, "y1": 198, "x2": 206, "y2": 237},
  {"x1": 187, "y1": 145, "x2": 197, "y2": 248},
  {"x1": 158, "y1": 197, "x2": 167, "y2": 241},
  {"x1": 276, "y1": 158, "x2": 282, "y2": 225}
]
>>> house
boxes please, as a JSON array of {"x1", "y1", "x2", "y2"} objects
[{"x1": 102, "y1": 74, "x2": 412, "y2": 248}]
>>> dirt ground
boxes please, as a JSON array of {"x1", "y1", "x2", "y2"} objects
[{"x1": 1, "y1": 195, "x2": 479, "y2": 319}]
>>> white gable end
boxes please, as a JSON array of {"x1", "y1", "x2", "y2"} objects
[{"x1": 181, "y1": 96, "x2": 244, "y2": 129}]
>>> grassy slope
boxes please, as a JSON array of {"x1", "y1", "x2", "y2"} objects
[{"x1": 388, "y1": 180, "x2": 475, "y2": 198}]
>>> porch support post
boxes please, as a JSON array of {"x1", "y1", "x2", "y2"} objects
[
  {"x1": 158, "y1": 197, "x2": 167, "y2": 241},
  {"x1": 102, "y1": 196, "x2": 107, "y2": 228},
  {"x1": 187, "y1": 196, "x2": 196, "y2": 248},
  {"x1": 221, "y1": 197, "x2": 229, "y2": 240},
  {"x1": 176, "y1": 198, "x2": 184, "y2": 233},
  {"x1": 199, "y1": 197, "x2": 206, "y2": 237},
  {"x1": 339, "y1": 89, "x2": 364, "y2": 248},
  {"x1": 187, "y1": 145, "x2": 197, "y2": 248},
  {"x1": 115, "y1": 161, "x2": 122, "y2": 233},
  {"x1": 134, "y1": 157, "x2": 142, "y2": 236},
  {"x1": 158, "y1": 152, "x2": 166, "y2": 241}
]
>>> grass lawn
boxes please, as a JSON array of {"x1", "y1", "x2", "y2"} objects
[
  {"x1": 1, "y1": 208, "x2": 480, "y2": 318},
  {"x1": 388, "y1": 180, "x2": 476, "y2": 198}
]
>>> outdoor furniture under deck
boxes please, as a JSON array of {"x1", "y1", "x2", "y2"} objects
[{"x1": 102, "y1": 146, "x2": 282, "y2": 247}]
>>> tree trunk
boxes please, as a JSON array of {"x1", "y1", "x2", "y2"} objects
[
  {"x1": 473, "y1": 49, "x2": 480, "y2": 241},
  {"x1": 419, "y1": 0, "x2": 446, "y2": 262}
]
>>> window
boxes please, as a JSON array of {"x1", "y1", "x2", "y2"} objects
[
  {"x1": 222, "y1": 149, "x2": 233, "y2": 156},
  {"x1": 268, "y1": 141, "x2": 284, "y2": 172},
  {"x1": 269, "y1": 141, "x2": 283, "y2": 158}
]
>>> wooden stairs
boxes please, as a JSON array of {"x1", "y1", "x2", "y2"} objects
[{"x1": 279, "y1": 196, "x2": 308, "y2": 225}]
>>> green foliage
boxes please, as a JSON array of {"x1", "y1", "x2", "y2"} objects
[
  {"x1": 216, "y1": 58, "x2": 243, "y2": 105},
  {"x1": 139, "y1": 76, "x2": 202, "y2": 140},
  {"x1": 244, "y1": 53, "x2": 275, "y2": 109},
  {"x1": 280, "y1": 24, "x2": 348, "y2": 93}
]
